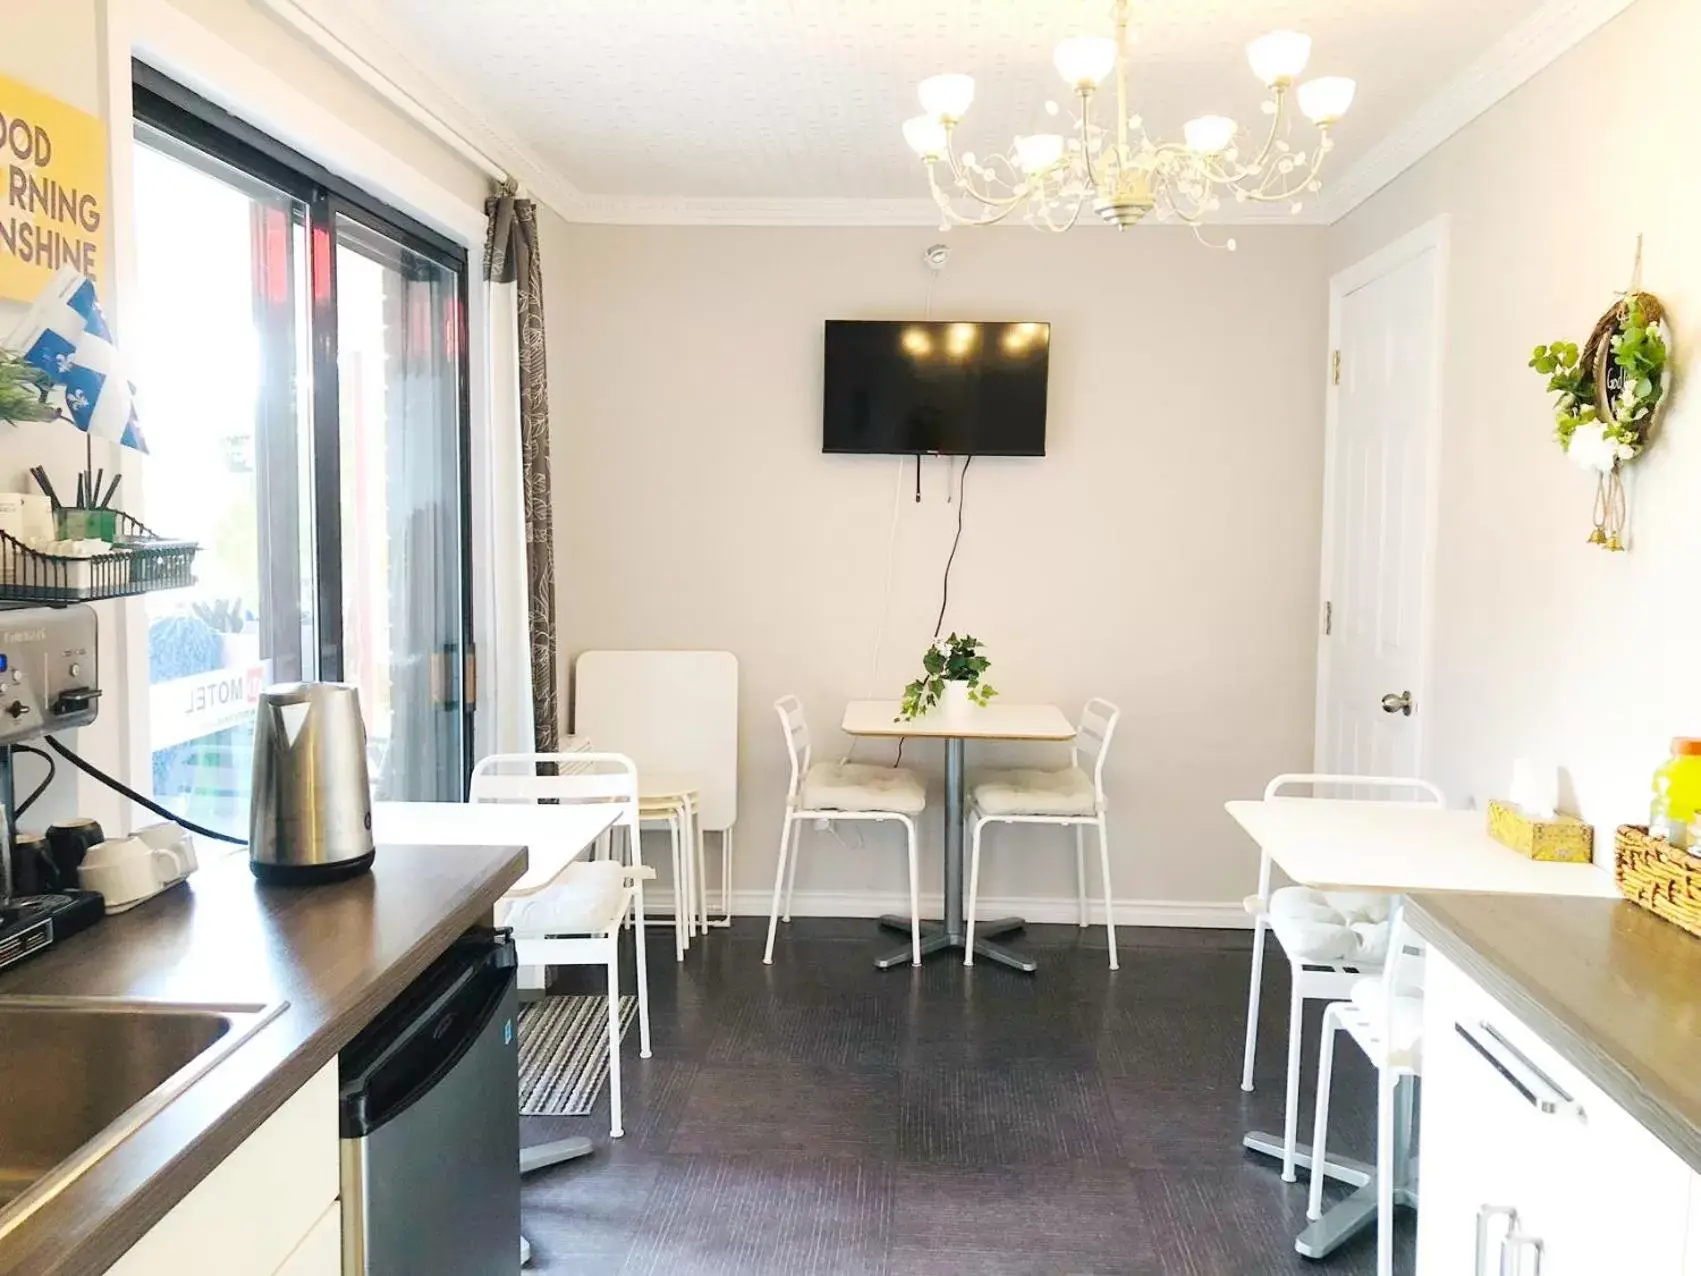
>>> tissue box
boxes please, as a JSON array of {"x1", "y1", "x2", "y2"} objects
[{"x1": 1487, "y1": 800, "x2": 1594, "y2": 862}]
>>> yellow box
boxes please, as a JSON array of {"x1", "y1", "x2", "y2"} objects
[{"x1": 1487, "y1": 800, "x2": 1595, "y2": 862}]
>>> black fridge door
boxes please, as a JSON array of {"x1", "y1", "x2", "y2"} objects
[{"x1": 339, "y1": 928, "x2": 516, "y2": 1139}]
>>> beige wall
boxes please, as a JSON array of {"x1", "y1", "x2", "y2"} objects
[
  {"x1": 546, "y1": 221, "x2": 1329, "y2": 911},
  {"x1": 1326, "y1": 0, "x2": 1701, "y2": 839}
]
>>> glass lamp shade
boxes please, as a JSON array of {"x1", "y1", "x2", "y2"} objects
[
  {"x1": 1014, "y1": 132, "x2": 1065, "y2": 172},
  {"x1": 1298, "y1": 76, "x2": 1357, "y2": 123},
  {"x1": 918, "y1": 73, "x2": 976, "y2": 121},
  {"x1": 1246, "y1": 30, "x2": 1312, "y2": 86},
  {"x1": 1053, "y1": 35, "x2": 1118, "y2": 89},
  {"x1": 1183, "y1": 115, "x2": 1238, "y2": 154},
  {"x1": 903, "y1": 115, "x2": 949, "y2": 159}
]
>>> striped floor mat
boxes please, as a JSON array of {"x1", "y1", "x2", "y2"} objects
[{"x1": 517, "y1": 994, "x2": 638, "y2": 1116}]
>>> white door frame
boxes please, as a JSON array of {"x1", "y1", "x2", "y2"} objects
[{"x1": 1314, "y1": 215, "x2": 1450, "y2": 779}]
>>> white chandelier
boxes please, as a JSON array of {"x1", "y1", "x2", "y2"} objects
[{"x1": 901, "y1": 0, "x2": 1357, "y2": 245}]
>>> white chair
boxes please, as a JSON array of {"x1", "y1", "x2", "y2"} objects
[
  {"x1": 1240, "y1": 772, "x2": 1444, "y2": 1184},
  {"x1": 640, "y1": 777, "x2": 710, "y2": 945},
  {"x1": 470, "y1": 752, "x2": 654, "y2": 1140},
  {"x1": 964, "y1": 699, "x2": 1121, "y2": 970},
  {"x1": 637, "y1": 787, "x2": 698, "y2": 962},
  {"x1": 763, "y1": 695, "x2": 925, "y2": 966},
  {"x1": 1308, "y1": 916, "x2": 1425, "y2": 1276}
]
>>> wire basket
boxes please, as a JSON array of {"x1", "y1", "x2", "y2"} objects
[{"x1": 0, "y1": 511, "x2": 198, "y2": 602}]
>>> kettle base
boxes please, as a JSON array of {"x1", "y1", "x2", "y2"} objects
[{"x1": 250, "y1": 851, "x2": 375, "y2": 886}]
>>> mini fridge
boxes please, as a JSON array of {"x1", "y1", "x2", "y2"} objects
[{"x1": 339, "y1": 928, "x2": 520, "y2": 1275}]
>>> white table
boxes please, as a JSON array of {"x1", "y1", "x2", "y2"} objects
[
  {"x1": 1226, "y1": 797, "x2": 1616, "y2": 1260},
  {"x1": 373, "y1": 801, "x2": 620, "y2": 897},
  {"x1": 842, "y1": 700, "x2": 1075, "y2": 972},
  {"x1": 372, "y1": 797, "x2": 622, "y2": 1226},
  {"x1": 1225, "y1": 800, "x2": 1617, "y2": 899}
]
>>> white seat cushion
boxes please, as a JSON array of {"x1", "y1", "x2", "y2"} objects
[
  {"x1": 1267, "y1": 886, "x2": 1392, "y2": 965},
  {"x1": 971, "y1": 767, "x2": 1096, "y2": 817},
  {"x1": 503, "y1": 859, "x2": 627, "y2": 936},
  {"x1": 800, "y1": 762, "x2": 925, "y2": 814}
]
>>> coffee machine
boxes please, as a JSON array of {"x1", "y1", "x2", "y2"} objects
[{"x1": 0, "y1": 603, "x2": 107, "y2": 970}]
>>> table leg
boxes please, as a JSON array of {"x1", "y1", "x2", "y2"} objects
[
  {"x1": 870, "y1": 736, "x2": 1036, "y2": 970},
  {"x1": 943, "y1": 736, "x2": 965, "y2": 941}
]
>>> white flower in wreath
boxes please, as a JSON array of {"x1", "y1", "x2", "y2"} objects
[{"x1": 1566, "y1": 422, "x2": 1620, "y2": 475}]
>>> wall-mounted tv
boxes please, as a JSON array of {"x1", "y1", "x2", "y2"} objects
[{"x1": 822, "y1": 319, "x2": 1050, "y2": 456}]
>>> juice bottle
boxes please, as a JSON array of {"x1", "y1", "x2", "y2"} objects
[{"x1": 1651, "y1": 738, "x2": 1701, "y2": 848}]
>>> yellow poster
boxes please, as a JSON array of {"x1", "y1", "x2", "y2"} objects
[{"x1": 0, "y1": 72, "x2": 107, "y2": 303}]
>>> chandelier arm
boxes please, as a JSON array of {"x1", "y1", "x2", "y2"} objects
[
  {"x1": 1235, "y1": 139, "x2": 1330, "y2": 203},
  {"x1": 1075, "y1": 89, "x2": 1103, "y2": 194},
  {"x1": 1112, "y1": 0, "x2": 1131, "y2": 160},
  {"x1": 938, "y1": 127, "x2": 1030, "y2": 212},
  {"x1": 927, "y1": 163, "x2": 1027, "y2": 227},
  {"x1": 1031, "y1": 186, "x2": 1088, "y2": 233},
  {"x1": 1246, "y1": 87, "x2": 1290, "y2": 172},
  {"x1": 1150, "y1": 176, "x2": 1209, "y2": 225}
]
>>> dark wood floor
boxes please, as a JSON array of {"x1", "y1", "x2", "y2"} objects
[{"x1": 519, "y1": 918, "x2": 1414, "y2": 1275}]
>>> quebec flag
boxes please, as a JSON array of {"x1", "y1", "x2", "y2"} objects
[{"x1": 8, "y1": 266, "x2": 147, "y2": 453}]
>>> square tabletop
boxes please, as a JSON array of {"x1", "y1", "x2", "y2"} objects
[
  {"x1": 373, "y1": 800, "x2": 619, "y2": 898},
  {"x1": 842, "y1": 700, "x2": 1075, "y2": 741},
  {"x1": 1226, "y1": 798, "x2": 1617, "y2": 898}
]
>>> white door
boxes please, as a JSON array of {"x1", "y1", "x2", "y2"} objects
[{"x1": 1317, "y1": 222, "x2": 1445, "y2": 780}]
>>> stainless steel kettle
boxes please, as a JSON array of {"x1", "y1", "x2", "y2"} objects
[{"x1": 248, "y1": 682, "x2": 375, "y2": 884}]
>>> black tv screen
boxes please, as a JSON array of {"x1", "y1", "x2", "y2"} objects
[{"x1": 822, "y1": 320, "x2": 1050, "y2": 456}]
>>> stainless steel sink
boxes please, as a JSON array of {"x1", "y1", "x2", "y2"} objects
[{"x1": 0, "y1": 997, "x2": 284, "y2": 1239}]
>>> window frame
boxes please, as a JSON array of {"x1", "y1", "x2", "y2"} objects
[{"x1": 132, "y1": 65, "x2": 476, "y2": 793}]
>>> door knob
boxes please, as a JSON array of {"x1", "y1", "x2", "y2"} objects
[{"x1": 1381, "y1": 690, "x2": 1413, "y2": 716}]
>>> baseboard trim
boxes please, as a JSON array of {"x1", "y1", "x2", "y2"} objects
[{"x1": 646, "y1": 887, "x2": 1250, "y2": 929}]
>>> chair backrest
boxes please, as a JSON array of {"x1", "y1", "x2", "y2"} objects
[
  {"x1": 470, "y1": 751, "x2": 642, "y2": 836},
  {"x1": 1072, "y1": 698, "x2": 1121, "y2": 799},
  {"x1": 1380, "y1": 911, "x2": 1426, "y2": 1000},
  {"x1": 573, "y1": 650, "x2": 739, "y2": 830},
  {"x1": 773, "y1": 696, "x2": 811, "y2": 806},
  {"x1": 1263, "y1": 773, "x2": 1445, "y2": 807}
]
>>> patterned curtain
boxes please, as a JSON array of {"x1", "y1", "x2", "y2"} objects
[{"x1": 483, "y1": 183, "x2": 559, "y2": 751}]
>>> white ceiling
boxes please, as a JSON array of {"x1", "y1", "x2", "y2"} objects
[{"x1": 371, "y1": 0, "x2": 1551, "y2": 205}]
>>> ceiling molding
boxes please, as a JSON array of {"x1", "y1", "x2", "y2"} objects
[
  {"x1": 251, "y1": 0, "x2": 586, "y2": 219},
  {"x1": 1314, "y1": 0, "x2": 1640, "y2": 223},
  {"x1": 561, "y1": 194, "x2": 1330, "y2": 229},
  {"x1": 267, "y1": 0, "x2": 1638, "y2": 230}
]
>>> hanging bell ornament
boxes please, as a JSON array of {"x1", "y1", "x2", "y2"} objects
[
  {"x1": 1606, "y1": 533, "x2": 1625, "y2": 552},
  {"x1": 1587, "y1": 526, "x2": 1607, "y2": 545}
]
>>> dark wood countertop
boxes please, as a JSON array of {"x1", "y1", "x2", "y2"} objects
[
  {"x1": 1407, "y1": 891, "x2": 1701, "y2": 1175},
  {"x1": 0, "y1": 840, "x2": 526, "y2": 1276}
]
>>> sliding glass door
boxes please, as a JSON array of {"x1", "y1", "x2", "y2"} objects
[
  {"x1": 132, "y1": 132, "x2": 313, "y2": 835},
  {"x1": 131, "y1": 71, "x2": 472, "y2": 826},
  {"x1": 334, "y1": 217, "x2": 466, "y2": 800}
]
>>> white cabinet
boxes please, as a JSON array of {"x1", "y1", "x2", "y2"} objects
[
  {"x1": 105, "y1": 1061, "x2": 341, "y2": 1276},
  {"x1": 1419, "y1": 951, "x2": 1693, "y2": 1275},
  {"x1": 274, "y1": 1203, "x2": 342, "y2": 1276}
]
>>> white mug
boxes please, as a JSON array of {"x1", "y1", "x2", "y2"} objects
[{"x1": 80, "y1": 828, "x2": 196, "y2": 912}]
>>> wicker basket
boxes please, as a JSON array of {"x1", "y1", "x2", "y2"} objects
[{"x1": 1615, "y1": 825, "x2": 1701, "y2": 938}]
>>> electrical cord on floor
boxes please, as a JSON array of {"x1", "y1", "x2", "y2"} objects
[
  {"x1": 44, "y1": 735, "x2": 249, "y2": 846},
  {"x1": 12, "y1": 743, "x2": 54, "y2": 818}
]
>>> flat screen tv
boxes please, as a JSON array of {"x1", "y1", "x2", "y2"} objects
[{"x1": 822, "y1": 319, "x2": 1050, "y2": 456}]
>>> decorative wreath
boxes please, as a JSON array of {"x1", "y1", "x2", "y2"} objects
[{"x1": 1530, "y1": 288, "x2": 1673, "y2": 550}]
